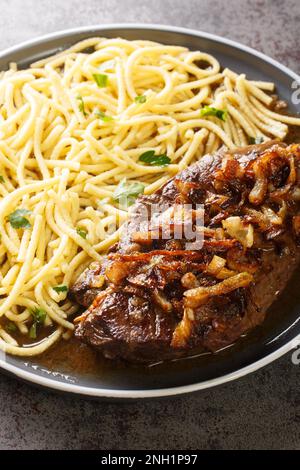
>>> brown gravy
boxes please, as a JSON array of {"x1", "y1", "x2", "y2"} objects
[{"x1": 32, "y1": 264, "x2": 300, "y2": 381}]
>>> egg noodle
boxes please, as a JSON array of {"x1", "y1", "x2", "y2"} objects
[{"x1": 0, "y1": 36, "x2": 299, "y2": 356}]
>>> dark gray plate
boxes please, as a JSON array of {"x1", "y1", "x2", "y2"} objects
[{"x1": 0, "y1": 24, "x2": 300, "y2": 399}]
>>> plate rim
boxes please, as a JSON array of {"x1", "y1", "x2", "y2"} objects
[{"x1": 0, "y1": 22, "x2": 299, "y2": 399}]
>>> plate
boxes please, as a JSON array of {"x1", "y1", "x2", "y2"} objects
[{"x1": 0, "y1": 24, "x2": 300, "y2": 399}]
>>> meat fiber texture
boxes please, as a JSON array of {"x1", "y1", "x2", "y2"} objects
[{"x1": 70, "y1": 141, "x2": 300, "y2": 363}]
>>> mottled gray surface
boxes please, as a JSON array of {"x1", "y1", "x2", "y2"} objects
[{"x1": 0, "y1": 0, "x2": 300, "y2": 450}]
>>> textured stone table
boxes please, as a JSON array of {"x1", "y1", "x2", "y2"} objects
[{"x1": 0, "y1": 0, "x2": 300, "y2": 450}]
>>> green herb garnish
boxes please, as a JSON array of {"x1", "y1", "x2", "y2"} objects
[
  {"x1": 76, "y1": 227, "x2": 87, "y2": 239},
  {"x1": 93, "y1": 73, "x2": 108, "y2": 88},
  {"x1": 77, "y1": 95, "x2": 87, "y2": 116},
  {"x1": 29, "y1": 323, "x2": 37, "y2": 339},
  {"x1": 139, "y1": 150, "x2": 171, "y2": 166},
  {"x1": 8, "y1": 209, "x2": 31, "y2": 229},
  {"x1": 95, "y1": 110, "x2": 114, "y2": 122},
  {"x1": 53, "y1": 285, "x2": 68, "y2": 294},
  {"x1": 249, "y1": 136, "x2": 265, "y2": 145},
  {"x1": 29, "y1": 307, "x2": 46, "y2": 339},
  {"x1": 135, "y1": 95, "x2": 147, "y2": 104},
  {"x1": 113, "y1": 178, "x2": 145, "y2": 207},
  {"x1": 6, "y1": 322, "x2": 17, "y2": 333},
  {"x1": 0, "y1": 176, "x2": 4, "y2": 183},
  {"x1": 200, "y1": 106, "x2": 228, "y2": 121}
]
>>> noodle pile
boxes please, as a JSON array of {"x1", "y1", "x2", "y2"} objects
[{"x1": 0, "y1": 36, "x2": 299, "y2": 356}]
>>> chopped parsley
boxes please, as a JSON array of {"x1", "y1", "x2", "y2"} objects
[
  {"x1": 113, "y1": 178, "x2": 145, "y2": 207},
  {"x1": 93, "y1": 73, "x2": 108, "y2": 88},
  {"x1": 139, "y1": 150, "x2": 171, "y2": 166},
  {"x1": 134, "y1": 95, "x2": 147, "y2": 104},
  {"x1": 53, "y1": 285, "x2": 68, "y2": 294},
  {"x1": 8, "y1": 209, "x2": 31, "y2": 229},
  {"x1": 77, "y1": 95, "x2": 88, "y2": 116},
  {"x1": 76, "y1": 227, "x2": 87, "y2": 239},
  {"x1": 94, "y1": 109, "x2": 114, "y2": 122},
  {"x1": 0, "y1": 176, "x2": 4, "y2": 183},
  {"x1": 200, "y1": 106, "x2": 228, "y2": 121},
  {"x1": 29, "y1": 307, "x2": 46, "y2": 339},
  {"x1": 6, "y1": 322, "x2": 17, "y2": 333}
]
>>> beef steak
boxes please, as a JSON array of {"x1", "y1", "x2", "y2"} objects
[{"x1": 70, "y1": 141, "x2": 300, "y2": 362}]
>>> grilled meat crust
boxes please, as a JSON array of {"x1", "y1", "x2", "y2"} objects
[{"x1": 70, "y1": 141, "x2": 300, "y2": 363}]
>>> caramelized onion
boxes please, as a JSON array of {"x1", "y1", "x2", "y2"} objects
[
  {"x1": 206, "y1": 255, "x2": 226, "y2": 275},
  {"x1": 222, "y1": 216, "x2": 254, "y2": 248},
  {"x1": 215, "y1": 267, "x2": 237, "y2": 279},
  {"x1": 249, "y1": 161, "x2": 268, "y2": 205},
  {"x1": 105, "y1": 261, "x2": 133, "y2": 284},
  {"x1": 152, "y1": 289, "x2": 173, "y2": 312},
  {"x1": 90, "y1": 274, "x2": 105, "y2": 289},
  {"x1": 184, "y1": 272, "x2": 253, "y2": 308},
  {"x1": 221, "y1": 156, "x2": 244, "y2": 179},
  {"x1": 244, "y1": 208, "x2": 270, "y2": 232},
  {"x1": 181, "y1": 272, "x2": 199, "y2": 289},
  {"x1": 205, "y1": 254, "x2": 236, "y2": 279},
  {"x1": 261, "y1": 206, "x2": 282, "y2": 225},
  {"x1": 175, "y1": 179, "x2": 199, "y2": 202},
  {"x1": 171, "y1": 308, "x2": 194, "y2": 348}
]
